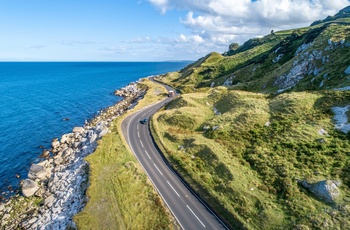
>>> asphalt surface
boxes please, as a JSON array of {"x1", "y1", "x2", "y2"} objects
[{"x1": 121, "y1": 82, "x2": 229, "y2": 230}]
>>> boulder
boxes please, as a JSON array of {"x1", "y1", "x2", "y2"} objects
[
  {"x1": 62, "y1": 148, "x2": 74, "y2": 158},
  {"x1": 37, "y1": 160, "x2": 50, "y2": 168},
  {"x1": 51, "y1": 139, "x2": 60, "y2": 149},
  {"x1": 300, "y1": 180, "x2": 341, "y2": 203},
  {"x1": 28, "y1": 164, "x2": 47, "y2": 180},
  {"x1": 44, "y1": 195, "x2": 55, "y2": 207},
  {"x1": 345, "y1": 66, "x2": 350, "y2": 75},
  {"x1": 21, "y1": 179, "x2": 39, "y2": 197},
  {"x1": 73, "y1": 142, "x2": 81, "y2": 149},
  {"x1": 54, "y1": 156, "x2": 63, "y2": 166},
  {"x1": 35, "y1": 188, "x2": 46, "y2": 197},
  {"x1": 39, "y1": 149, "x2": 50, "y2": 158},
  {"x1": 60, "y1": 134, "x2": 71, "y2": 144},
  {"x1": 89, "y1": 133, "x2": 97, "y2": 144},
  {"x1": 80, "y1": 138, "x2": 87, "y2": 144},
  {"x1": 73, "y1": 127, "x2": 85, "y2": 134},
  {"x1": 99, "y1": 127, "x2": 108, "y2": 138}
]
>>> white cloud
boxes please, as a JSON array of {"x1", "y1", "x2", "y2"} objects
[
  {"x1": 176, "y1": 34, "x2": 204, "y2": 43},
  {"x1": 148, "y1": 0, "x2": 169, "y2": 13},
  {"x1": 148, "y1": 0, "x2": 350, "y2": 55}
]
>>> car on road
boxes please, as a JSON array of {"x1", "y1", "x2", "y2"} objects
[{"x1": 140, "y1": 118, "x2": 148, "y2": 124}]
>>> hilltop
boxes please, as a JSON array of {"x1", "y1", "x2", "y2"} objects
[{"x1": 154, "y1": 6, "x2": 350, "y2": 229}]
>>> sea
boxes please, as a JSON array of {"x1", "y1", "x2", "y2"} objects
[{"x1": 0, "y1": 61, "x2": 190, "y2": 196}]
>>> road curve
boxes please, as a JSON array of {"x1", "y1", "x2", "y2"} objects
[{"x1": 121, "y1": 81, "x2": 229, "y2": 230}]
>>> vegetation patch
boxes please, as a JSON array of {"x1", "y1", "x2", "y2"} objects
[
  {"x1": 151, "y1": 89, "x2": 350, "y2": 229},
  {"x1": 74, "y1": 79, "x2": 175, "y2": 230}
]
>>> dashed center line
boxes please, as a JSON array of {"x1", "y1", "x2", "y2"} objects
[
  {"x1": 145, "y1": 150, "x2": 151, "y2": 159},
  {"x1": 187, "y1": 205, "x2": 206, "y2": 228},
  {"x1": 154, "y1": 163, "x2": 163, "y2": 175},
  {"x1": 137, "y1": 131, "x2": 140, "y2": 138},
  {"x1": 140, "y1": 140, "x2": 144, "y2": 148},
  {"x1": 167, "y1": 181, "x2": 180, "y2": 197}
]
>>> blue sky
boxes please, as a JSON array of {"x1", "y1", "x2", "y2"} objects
[{"x1": 0, "y1": 0, "x2": 349, "y2": 61}]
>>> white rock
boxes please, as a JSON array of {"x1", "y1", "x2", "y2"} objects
[
  {"x1": 60, "y1": 134, "x2": 70, "y2": 144},
  {"x1": 332, "y1": 105, "x2": 350, "y2": 133},
  {"x1": 89, "y1": 133, "x2": 97, "y2": 144},
  {"x1": 63, "y1": 148, "x2": 74, "y2": 158},
  {"x1": 73, "y1": 142, "x2": 80, "y2": 148},
  {"x1": 99, "y1": 127, "x2": 108, "y2": 138},
  {"x1": 54, "y1": 157, "x2": 63, "y2": 166},
  {"x1": 28, "y1": 217, "x2": 38, "y2": 224},
  {"x1": 73, "y1": 127, "x2": 85, "y2": 134},
  {"x1": 45, "y1": 195, "x2": 55, "y2": 207},
  {"x1": 318, "y1": 128, "x2": 328, "y2": 136},
  {"x1": 21, "y1": 179, "x2": 39, "y2": 197},
  {"x1": 51, "y1": 139, "x2": 60, "y2": 149},
  {"x1": 28, "y1": 164, "x2": 47, "y2": 180}
]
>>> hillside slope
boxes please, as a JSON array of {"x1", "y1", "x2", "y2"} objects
[
  {"x1": 154, "y1": 6, "x2": 350, "y2": 230},
  {"x1": 158, "y1": 14, "x2": 350, "y2": 94}
]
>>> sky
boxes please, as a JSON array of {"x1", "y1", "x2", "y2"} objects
[{"x1": 0, "y1": 0, "x2": 349, "y2": 61}]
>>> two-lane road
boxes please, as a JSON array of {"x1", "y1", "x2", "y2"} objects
[{"x1": 121, "y1": 82, "x2": 229, "y2": 230}]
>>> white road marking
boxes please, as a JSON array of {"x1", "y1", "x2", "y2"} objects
[
  {"x1": 137, "y1": 131, "x2": 140, "y2": 138},
  {"x1": 137, "y1": 125, "x2": 139, "y2": 131},
  {"x1": 187, "y1": 205, "x2": 206, "y2": 228},
  {"x1": 145, "y1": 150, "x2": 151, "y2": 159},
  {"x1": 167, "y1": 181, "x2": 180, "y2": 197},
  {"x1": 154, "y1": 163, "x2": 163, "y2": 175},
  {"x1": 140, "y1": 140, "x2": 144, "y2": 148},
  {"x1": 124, "y1": 92, "x2": 186, "y2": 230}
]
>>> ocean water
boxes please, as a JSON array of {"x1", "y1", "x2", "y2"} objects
[{"x1": 0, "y1": 62, "x2": 190, "y2": 194}]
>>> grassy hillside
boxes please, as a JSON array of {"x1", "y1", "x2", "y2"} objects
[
  {"x1": 157, "y1": 20, "x2": 350, "y2": 94},
  {"x1": 152, "y1": 90, "x2": 350, "y2": 229},
  {"x1": 153, "y1": 7, "x2": 350, "y2": 230}
]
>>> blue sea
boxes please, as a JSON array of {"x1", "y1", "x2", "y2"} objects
[{"x1": 0, "y1": 62, "x2": 190, "y2": 195}]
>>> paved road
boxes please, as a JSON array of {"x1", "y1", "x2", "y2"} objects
[{"x1": 121, "y1": 82, "x2": 229, "y2": 230}]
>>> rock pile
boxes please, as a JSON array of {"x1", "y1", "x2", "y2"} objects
[{"x1": 0, "y1": 81, "x2": 147, "y2": 229}]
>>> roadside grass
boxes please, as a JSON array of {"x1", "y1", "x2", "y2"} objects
[
  {"x1": 151, "y1": 89, "x2": 350, "y2": 229},
  {"x1": 74, "y1": 79, "x2": 175, "y2": 230}
]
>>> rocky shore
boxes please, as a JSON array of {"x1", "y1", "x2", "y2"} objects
[{"x1": 0, "y1": 81, "x2": 147, "y2": 229}]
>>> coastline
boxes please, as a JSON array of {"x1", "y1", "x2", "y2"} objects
[{"x1": 0, "y1": 80, "x2": 148, "y2": 229}]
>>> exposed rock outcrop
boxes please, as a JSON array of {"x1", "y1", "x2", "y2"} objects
[
  {"x1": 332, "y1": 105, "x2": 350, "y2": 133},
  {"x1": 274, "y1": 43, "x2": 325, "y2": 92},
  {"x1": 299, "y1": 180, "x2": 341, "y2": 203},
  {"x1": 222, "y1": 75, "x2": 234, "y2": 86}
]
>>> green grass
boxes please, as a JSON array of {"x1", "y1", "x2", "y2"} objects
[
  {"x1": 151, "y1": 90, "x2": 350, "y2": 229},
  {"x1": 157, "y1": 21, "x2": 350, "y2": 95},
  {"x1": 74, "y1": 79, "x2": 176, "y2": 230}
]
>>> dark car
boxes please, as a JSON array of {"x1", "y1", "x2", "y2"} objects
[{"x1": 140, "y1": 118, "x2": 148, "y2": 124}]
